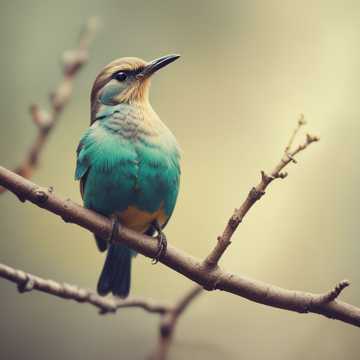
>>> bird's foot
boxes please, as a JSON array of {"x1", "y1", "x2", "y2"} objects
[
  {"x1": 107, "y1": 215, "x2": 120, "y2": 244},
  {"x1": 152, "y1": 221, "x2": 167, "y2": 264}
]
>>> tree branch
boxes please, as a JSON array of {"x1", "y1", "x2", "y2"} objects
[
  {"x1": 205, "y1": 119, "x2": 319, "y2": 267},
  {"x1": 150, "y1": 285, "x2": 203, "y2": 360},
  {"x1": 0, "y1": 260, "x2": 201, "y2": 360},
  {"x1": 0, "y1": 262, "x2": 170, "y2": 315},
  {"x1": 1, "y1": 140, "x2": 359, "y2": 328},
  {"x1": 0, "y1": 17, "x2": 98, "y2": 194}
]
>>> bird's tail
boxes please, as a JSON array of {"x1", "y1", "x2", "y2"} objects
[{"x1": 97, "y1": 243, "x2": 132, "y2": 298}]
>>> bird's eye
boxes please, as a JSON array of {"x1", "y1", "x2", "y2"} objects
[{"x1": 114, "y1": 71, "x2": 127, "y2": 82}]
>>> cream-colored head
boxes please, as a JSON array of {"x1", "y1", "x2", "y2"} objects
[{"x1": 90, "y1": 54, "x2": 180, "y2": 123}]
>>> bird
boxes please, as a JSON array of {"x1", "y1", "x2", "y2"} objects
[{"x1": 75, "y1": 54, "x2": 181, "y2": 298}]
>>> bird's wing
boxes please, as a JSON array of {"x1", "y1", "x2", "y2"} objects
[
  {"x1": 75, "y1": 128, "x2": 93, "y2": 199},
  {"x1": 74, "y1": 124, "x2": 110, "y2": 252},
  {"x1": 75, "y1": 117, "x2": 139, "y2": 208}
]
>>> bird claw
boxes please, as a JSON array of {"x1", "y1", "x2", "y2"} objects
[{"x1": 151, "y1": 222, "x2": 167, "y2": 264}]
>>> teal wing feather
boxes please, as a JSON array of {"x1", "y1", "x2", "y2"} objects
[
  {"x1": 76, "y1": 122, "x2": 138, "y2": 214},
  {"x1": 75, "y1": 129, "x2": 91, "y2": 199},
  {"x1": 75, "y1": 129, "x2": 90, "y2": 181}
]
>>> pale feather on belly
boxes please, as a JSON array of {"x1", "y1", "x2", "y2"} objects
[{"x1": 115, "y1": 204, "x2": 168, "y2": 233}]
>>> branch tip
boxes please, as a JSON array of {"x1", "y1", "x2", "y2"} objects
[
  {"x1": 306, "y1": 133, "x2": 320, "y2": 144},
  {"x1": 316, "y1": 279, "x2": 351, "y2": 305},
  {"x1": 277, "y1": 171, "x2": 288, "y2": 179},
  {"x1": 298, "y1": 113, "x2": 306, "y2": 126},
  {"x1": 284, "y1": 114, "x2": 307, "y2": 154}
]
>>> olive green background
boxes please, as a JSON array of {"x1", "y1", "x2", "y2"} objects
[{"x1": 0, "y1": 1, "x2": 359, "y2": 359}]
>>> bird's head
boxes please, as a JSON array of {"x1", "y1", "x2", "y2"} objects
[{"x1": 90, "y1": 54, "x2": 180, "y2": 120}]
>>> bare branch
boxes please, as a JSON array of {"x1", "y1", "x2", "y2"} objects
[
  {"x1": 0, "y1": 261, "x2": 201, "y2": 360},
  {"x1": 0, "y1": 18, "x2": 98, "y2": 194},
  {"x1": 0, "y1": 166, "x2": 359, "y2": 328},
  {"x1": 205, "y1": 119, "x2": 319, "y2": 267},
  {"x1": 1, "y1": 259, "x2": 201, "y2": 360},
  {"x1": 150, "y1": 285, "x2": 203, "y2": 360},
  {"x1": 0, "y1": 262, "x2": 170, "y2": 315}
]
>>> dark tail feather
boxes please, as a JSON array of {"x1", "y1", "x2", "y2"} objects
[
  {"x1": 97, "y1": 244, "x2": 132, "y2": 298},
  {"x1": 94, "y1": 235, "x2": 108, "y2": 252}
]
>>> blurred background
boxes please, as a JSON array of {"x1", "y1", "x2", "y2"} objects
[{"x1": 0, "y1": 0, "x2": 360, "y2": 359}]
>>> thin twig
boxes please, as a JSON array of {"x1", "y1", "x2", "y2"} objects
[
  {"x1": 284, "y1": 113, "x2": 306, "y2": 154},
  {"x1": 0, "y1": 17, "x2": 98, "y2": 194},
  {"x1": 150, "y1": 285, "x2": 203, "y2": 360},
  {"x1": 205, "y1": 119, "x2": 319, "y2": 267},
  {"x1": 0, "y1": 262, "x2": 170, "y2": 315},
  {"x1": 0, "y1": 165, "x2": 359, "y2": 328}
]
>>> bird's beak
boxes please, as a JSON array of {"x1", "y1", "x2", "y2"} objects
[{"x1": 136, "y1": 54, "x2": 180, "y2": 79}]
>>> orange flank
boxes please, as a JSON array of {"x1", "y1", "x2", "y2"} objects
[{"x1": 116, "y1": 205, "x2": 168, "y2": 233}]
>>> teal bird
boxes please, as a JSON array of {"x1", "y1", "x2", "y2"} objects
[{"x1": 75, "y1": 54, "x2": 181, "y2": 298}]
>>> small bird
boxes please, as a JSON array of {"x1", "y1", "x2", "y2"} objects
[{"x1": 75, "y1": 54, "x2": 181, "y2": 298}]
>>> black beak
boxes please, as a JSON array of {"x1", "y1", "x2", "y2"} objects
[{"x1": 137, "y1": 54, "x2": 180, "y2": 79}]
